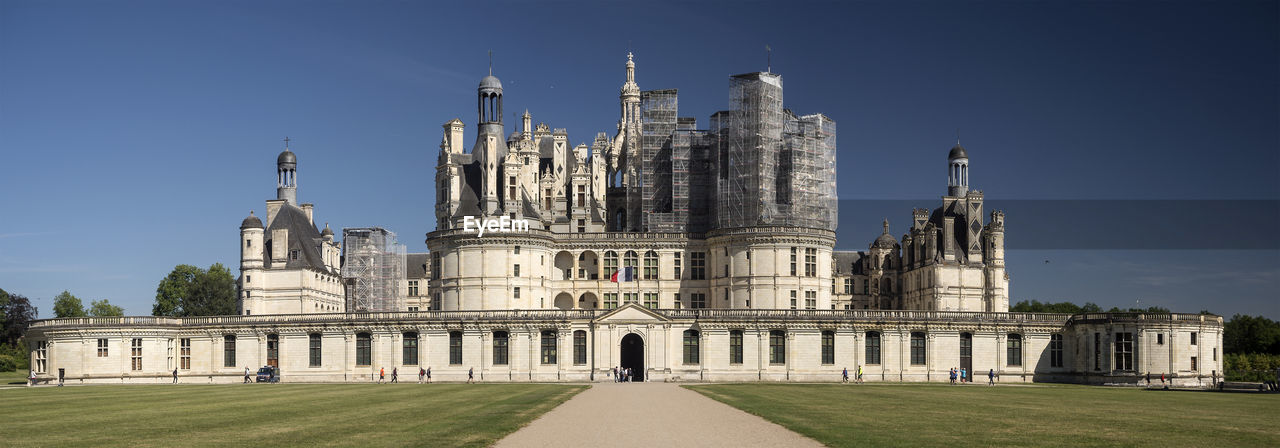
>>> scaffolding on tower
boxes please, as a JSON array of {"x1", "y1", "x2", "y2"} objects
[{"x1": 341, "y1": 227, "x2": 405, "y2": 312}]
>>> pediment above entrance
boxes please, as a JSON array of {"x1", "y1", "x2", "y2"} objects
[{"x1": 594, "y1": 303, "x2": 669, "y2": 323}]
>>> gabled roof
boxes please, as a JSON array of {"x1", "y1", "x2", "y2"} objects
[
  {"x1": 265, "y1": 203, "x2": 327, "y2": 271},
  {"x1": 594, "y1": 303, "x2": 670, "y2": 323}
]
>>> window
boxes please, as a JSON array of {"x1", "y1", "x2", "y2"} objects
[
  {"x1": 643, "y1": 293, "x2": 658, "y2": 309},
  {"x1": 821, "y1": 331, "x2": 835, "y2": 365},
  {"x1": 1007, "y1": 334, "x2": 1022, "y2": 366},
  {"x1": 604, "y1": 293, "x2": 618, "y2": 309},
  {"x1": 690, "y1": 252, "x2": 706, "y2": 280},
  {"x1": 790, "y1": 247, "x2": 797, "y2": 276},
  {"x1": 514, "y1": 245, "x2": 520, "y2": 254},
  {"x1": 493, "y1": 331, "x2": 509, "y2": 365},
  {"x1": 643, "y1": 251, "x2": 658, "y2": 279},
  {"x1": 403, "y1": 332, "x2": 419, "y2": 366},
  {"x1": 866, "y1": 331, "x2": 881, "y2": 365},
  {"x1": 130, "y1": 338, "x2": 143, "y2": 371},
  {"x1": 408, "y1": 306, "x2": 419, "y2": 312},
  {"x1": 577, "y1": 219, "x2": 586, "y2": 233},
  {"x1": 35, "y1": 341, "x2": 47, "y2": 373},
  {"x1": 513, "y1": 287, "x2": 521, "y2": 299},
  {"x1": 574, "y1": 330, "x2": 587, "y2": 365},
  {"x1": 1157, "y1": 333, "x2": 1163, "y2": 344},
  {"x1": 1191, "y1": 356, "x2": 1198, "y2": 371},
  {"x1": 309, "y1": 334, "x2": 322, "y2": 367},
  {"x1": 1191, "y1": 332, "x2": 1197, "y2": 346},
  {"x1": 576, "y1": 184, "x2": 585, "y2": 207},
  {"x1": 267, "y1": 334, "x2": 279, "y2": 367},
  {"x1": 1050, "y1": 334, "x2": 1063, "y2": 368},
  {"x1": 910, "y1": 332, "x2": 926, "y2": 365},
  {"x1": 510, "y1": 176, "x2": 518, "y2": 199},
  {"x1": 844, "y1": 278, "x2": 853, "y2": 294},
  {"x1": 431, "y1": 293, "x2": 442, "y2": 311},
  {"x1": 290, "y1": 250, "x2": 299, "y2": 260},
  {"x1": 544, "y1": 189, "x2": 552, "y2": 210},
  {"x1": 431, "y1": 252, "x2": 441, "y2": 279},
  {"x1": 356, "y1": 333, "x2": 372, "y2": 366},
  {"x1": 223, "y1": 335, "x2": 236, "y2": 368},
  {"x1": 513, "y1": 264, "x2": 520, "y2": 277},
  {"x1": 674, "y1": 252, "x2": 682, "y2": 278},
  {"x1": 541, "y1": 330, "x2": 557, "y2": 364},
  {"x1": 683, "y1": 330, "x2": 700, "y2": 364},
  {"x1": 790, "y1": 290, "x2": 797, "y2": 309},
  {"x1": 804, "y1": 248, "x2": 817, "y2": 277},
  {"x1": 769, "y1": 330, "x2": 786, "y2": 364},
  {"x1": 1115, "y1": 332, "x2": 1133, "y2": 371},
  {"x1": 863, "y1": 279, "x2": 869, "y2": 294},
  {"x1": 446, "y1": 331, "x2": 462, "y2": 365},
  {"x1": 624, "y1": 251, "x2": 638, "y2": 275},
  {"x1": 729, "y1": 330, "x2": 744, "y2": 364},
  {"x1": 408, "y1": 280, "x2": 419, "y2": 296},
  {"x1": 604, "y1": 251, "x2": 618, "y2": 278},
  {"x1": 624, "y1": 292, "x2": 637, "y2": 305},
  {"x1": 97, "y1": 338, "x2": 109, "y2": 357},
  {"x1": 805, "y1": 290, "x2": 817, "y2": 309},
  {"x1": 1093, "y1": 332, "x2": 1101, "y2": 371},
  {"x1": 180, "y1": 338, "x2": 191, "y2": 370},
  {"x1": 690, "y1": 293, "x2": 706, "y2": 309},
  {"x1": 1214, "y1": 347, "x2": 1218, "y2": 361}
]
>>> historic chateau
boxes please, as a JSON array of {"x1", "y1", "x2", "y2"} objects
[{"x1": 25, "y1": 55, "x2": 1222, "y2": 386}]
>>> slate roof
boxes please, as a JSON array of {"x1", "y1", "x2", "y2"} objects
[
  {"x1": 406, "y1": 253, "x2": 429, "y2": 279},
  {"x1": 264, "y1": 203, "x2": 327, "y2": 271}
]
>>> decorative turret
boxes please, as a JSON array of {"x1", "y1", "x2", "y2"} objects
[
  {"x1": 240, "y1": 210, "x2": 264, "y2": 270},
  {"x1": 277, "y1": 138, "x2": 298, "y2": 205},
  {"x1": 947, "y1": 142, "x2": 969, "y2": 197}
]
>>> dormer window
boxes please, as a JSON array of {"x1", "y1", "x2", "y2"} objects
[{"x1": 290, "y1": 250, "x2": 299, "y2": 260}]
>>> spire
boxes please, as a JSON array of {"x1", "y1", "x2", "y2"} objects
[
  {"x1": 488, "y1": 50, "x2": 493, "y2": 76},
  {"x1": 883, "y1": 218, "x2": 890, "y2": 234}
]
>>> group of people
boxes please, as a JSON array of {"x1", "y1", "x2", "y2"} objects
[
  {"x1": 611, "y1": 366, "x2": 637, "y2": 382},
  {"x1": 376, "y1": 366, "x2": 441, "y2": 384},
  {"x1": 841, "y1": 366, "x2": 864, "y2": 384},
  {"x1": 949, "y1": 367, "x2": 969, "y2": 384}
]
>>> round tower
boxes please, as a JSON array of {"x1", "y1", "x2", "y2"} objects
[
  {"x1": 277, "y1": 143, "x2": 298, "y2": 205},
  {"x1": 240, "y1": 210, "x2": 264, "y2": 270},
  {"x1": 947, "y1": 143, "x2": 969, "y2": 197}
]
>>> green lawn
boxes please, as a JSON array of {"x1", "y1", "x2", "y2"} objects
[
  {"x1": 687, "y1": 383, "x2": 1280, "y2": 447},
  {"x1": 0, "y1": 370, "x2": 28, "y2": 385},
  {"x1": 0, "y1": 383, "x2": 584, "y2": 447}
]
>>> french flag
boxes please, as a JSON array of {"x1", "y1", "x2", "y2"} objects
[{"x1": 611, "y1": 267, "x2": 636, "y2": 282}]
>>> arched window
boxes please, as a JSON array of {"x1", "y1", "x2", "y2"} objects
[
  {"x1": 541, "y1": 330, "x2": 557, "y2": 365},
  {"x1": 643, "y1": 250, "x2": 659, "y2": 280},
  {"x1": 769, "y1": 330, "x2": 786, "y2": 365},
  {"x1": 493, "y1": 331, "x2": 509, "y2": 365},
  {"x1": 604, "y1": 251, "x2": 619, "y2": 277},
  {"x1": 910, "y1": 332, "x2": 926, "y2": 365},
  {"x1": 865, "y1": 331, "x2": 881, "y2": 365},
  {"x1": 1007, "y1": 334, "x2": 1023, "y2": 367},
  {"x1": 624, "y1": 251, "x2": 638, "y2": 273},
  {"x1": 683, "y1": 330, "x2": 700, "y2": 364},
  {"x1": 403, "y1": 332, "x2": 419, "y2": 366},
  {"x1": 449, "y1": 331, "x2": 462, "y2": 365},
  {"x1": 356, "y1": 333, "x2": 372, "y2": 367},
  {"x1": 574, "y1": 330, "x2": 587, "y2": 365},
  {"x1": 821, "y1": 330, "x2": 835, "y2": 365}
]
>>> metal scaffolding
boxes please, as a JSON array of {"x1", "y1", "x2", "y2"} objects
[
  {"x1": 782, "y1": 113, "x2": 838, "y2": 230},
  {"x1": 341, "y1": 227, "x2": 405, "y2": 312},
  {"x1": 640, "y1": 89, "x2": 679, "y2": 231}
]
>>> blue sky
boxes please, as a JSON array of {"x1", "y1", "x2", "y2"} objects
[{"x1": 1, "y1": 1, "x2": 1276, "y2": 318}]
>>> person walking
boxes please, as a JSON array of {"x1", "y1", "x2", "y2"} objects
[
  {"x1": 244, "y1": 367, "x2": 251, "y2": 384},
  {"x1": 379, "y1": 367, "x2": 385, "y2": 384},
  {"x1": 391, "y1": 367, "x2": 398, "y2": 384},
  {"x1": 28, "y1": 370, "x2": 36, "y2": 387},
  {"x1": 426, "y1": 367, "x2": 432, "y2": 383},
  {"x1": 961, "y1": 367, "x2": 967, "y2": 383},
  {"x1": 843, "y1": 367, "x2": 849, "y2": 383},
  {"x1": 612, "y1": 366, "x2": 618, "y2": 383},
  {"x1": 419, "y1": 367, "x2": 425, "y2": 384},
  {"x1": 988, "y1": 368, "x2": 995, "y2": 386},
  {"x1": 857, "y1": 365, "x2": 863, "y2": 384},
  {"x1": 950, "y1": 368, "x2": 956, "y2": 385},
  {"x1": 172, "y1": 368, "x2": 179, "y2": 384},
  {"x1": 467, "y1": 367, "x2": 475, "y2": 383}
]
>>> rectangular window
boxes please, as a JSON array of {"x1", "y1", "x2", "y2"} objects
[
  {"x1": 1093, "y1": 332, "x2": 1101, "y2": 371},
  {"x1": 910, "y1": 332, "x2": 926, "y2": 365},
  {"x1": 643, "y1": 292, "x2": 658, "y2": 309},
  {"x1": 431, "y1": 252, "x2": 441, "y2": 279},
  {"x1": 866, "y1": 331, "x2": 881, "y2": 365},
  {"x1": 408, "y1": 280, "x2": 419, "y2": 296},
  {"x1": 574, "y1": 331, "x2": 587, "y2": 365},
  {"x1": 844, "y1": 278, "x2": 853, "y2": 294},
  {"x1": 544, "y1": 189, "x2": 552, "y2": 210},
  {"x1": 130, "y1": 338, "x2": 143, "y2": 371},
  {"x1": 691, "y1": 252, "x2": 706, "y2": 280},
  {"x1": 513, "y1": 264, "x2": 520, "y2": 277},
  {"x1": 1114, "y1": 332, "x2": 1133, "y2": 371},
  {"x1": 180, "y1": 338, "x2": 191, "y2": 370},
  {"x1": 805, "y1": 290, "x2": 817, "y2": 309},
  {"x1": 449, "y1": 332, "x2": 463, "y2": 365},
  {"x1": 35, "y1": 341, "x2": 48, "y2": 373},
  {"x1": 1007, "y1": 334, "x2": 1022, "y2": 366},
  {"x1": 690, "y1": 293, "x2": 706, "y2": 309},
  {"x1": 493, "y1": 331, "x2": 509, "y2": 365},
  {"x1": 224, "y1": 335, "x2": 236, "y2": 368},
  {"x1": 356, "y1": 333, "x2": 372, "y2": 366},
  {"x1": 408, "y1": 306, "x2": 419, "y2": 312},
  {"x1": 513, "y1": 287, "x2": 521, "y2": 299},
  {"x1": 432, "y1": 293, "x2": 442, "y2": 311},
  {"x1": 790, "y1": 247, "x2": 797, "y2": 276},
  {"x1": 403, "y1": 332, "x2": 419, "y2": 366},
  {"x1": 1191, "y1": 356, "x2": 1198, "y2": 371},
  {"x1": 790, "y1": 290, "x2": 797, "y2": 309},
  {"x1": 541, "y1": 330, "x2": 557, "y2": 365},
  {"x1": 577, "y1": 219, "x2": 585, "y2": 233},
  {"x1": 514, "y1": 245, "x2": 520, "y2": 254},
  {"x1": 643, "y1": 253, "x2": 657, "y2": 280},
  {"x1": 624, "y1": 293, "x2": 637, "y2": 305},
  {"x1": 1157, "y1": 333, "x2": 1164, "y2": 344},
  {"x1": 729, "y1": 330, "x2": 744, "y2": 364},
  {"x1": 309, "y1": 334, "x2": 322, "y2": 367},
  {"x1": 1190, "y1": 332, "x2": 1197, "y2": 346},
  {"x1": 769, "y1": 330, "x2": 786, "y2": 364},
  {"x1": 805, "y1": 248, "x2": 817, "y2": 277},
  {"x1": 821, "y1": 331, "x2": 835, "y2": 365},
  {"x1": 683, "y1": 330, "x2": 700, "y2": 364},
  {"x1": 576, "y1": 185, "x2": 585, "y2": 207},
  {"x1": 290, "y1": 250, "x2": 299, "y2": 260},
  {"x1": 674, "y1": 252, "x2": 682, "y2": 279},
  {"x1": 1050, "y1": 334, "x2": 1063, "y2": 368},
  {"x1": 604, "y1": 293, "x2": 618, "y2": 309},
  {"x1": 98, "y1": 338, "x2": 109, "y2": 357}
]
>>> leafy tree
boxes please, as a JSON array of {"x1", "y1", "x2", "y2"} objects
[
  {"x1": 88, "y1": 299, "x2": 125, "y2": 317},
  {"x1": 52, "y1": 290, "x2": 87, "y2": 318},
  {"x1": 1224, "y1": 314, "x2": 1280, "y2": 355},
  {"x1": 1, "y1": 288, "x2": 38, "y2": 346},
  {"x1": 1080, "y1": 302, "x2": 1102, "y2": 313},
  {"x1": 153, "y1": 263, "x2": 237, "y2": 316}
]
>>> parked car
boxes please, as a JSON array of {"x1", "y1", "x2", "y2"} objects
[{"x1": 255, "y1": 366, "x2": 280, "y2": 383}]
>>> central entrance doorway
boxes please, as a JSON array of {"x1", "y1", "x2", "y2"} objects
[
  {"x1": 960, "y1": 332, "x2": 972, "y2": 382},
  {"x1": 620, "y1": 333, "x2": 644, "y2": 382}
]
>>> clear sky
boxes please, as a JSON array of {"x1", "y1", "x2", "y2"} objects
[{"x1": 1, "y1": 1, "x2": 1276, "y2": 318}]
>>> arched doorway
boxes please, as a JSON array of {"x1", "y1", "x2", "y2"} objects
[
  {"x1": 553, "y1": 292, "x2": 574, "y2": 310},
  {"x1": 620, "y1": 333, "x2": 644, "y2": 382}
]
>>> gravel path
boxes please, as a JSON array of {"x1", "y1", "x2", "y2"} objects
[{"x1": 493, "y1": 382, "x2": 823, "y2": 447}]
